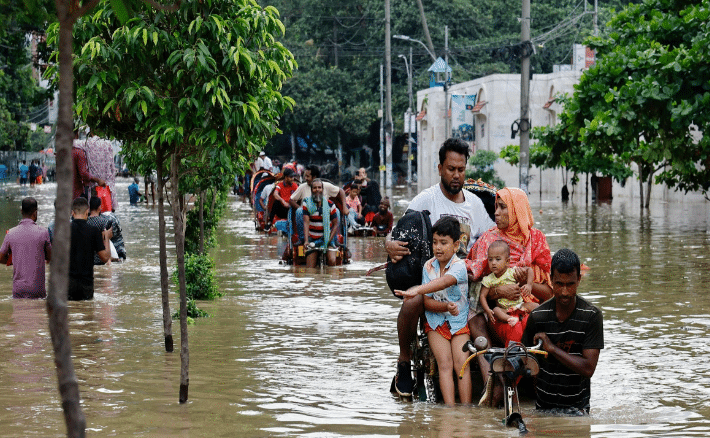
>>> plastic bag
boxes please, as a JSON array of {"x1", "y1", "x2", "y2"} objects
[{"x1": 95, "y1": 186, "x2": 112, "y2": 213}]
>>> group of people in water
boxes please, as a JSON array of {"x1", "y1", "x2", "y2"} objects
[
  {"x1": 387, "y1": 138, "x2": 604, "y2": 414},
  {"x1": 247, "y1": 157, "x2": 395, "y2": 267},
  {"x1": 243, "y1": 137, "x2": 604, "y2": 414},
  {"x1": 16, "y1": 159, "x2": 52, "y2": 186},
  {"x1": 1, "y1": 131, "x2": 132, "y2": 301}
]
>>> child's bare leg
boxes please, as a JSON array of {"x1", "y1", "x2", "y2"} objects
[
  {"x1": 494, "y1": 306, "x2": 519, "y2": 327},
  {"x1": 450, "y1": 333, "x2": 472, "y2": 404},
  {"x1": 522, "y1": 302, "x2": 539, "y2": 313},
  {"x1": 492, "y1": 307, "x2": 515, "y2": 325},
  {"x1": 427, "y1": 330, "x2": 456, "y2": 406}
]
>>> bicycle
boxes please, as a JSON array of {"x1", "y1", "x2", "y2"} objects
[{"x1": 459, "y1": 337, "x2": 547, "y2": 434}]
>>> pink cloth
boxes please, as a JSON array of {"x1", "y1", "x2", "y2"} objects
[
  {"x1": 83, "y1": 137, "x2": 117, "y2": 210},
  {"x1": 0, "y1": 219, "x2": 50, "y2": 299},
  {"x1": 345, "y1": 195, "x2": 361, "y2": 212},
  {"x1": 493, "y1": 312, "x2": 529, "y2": 347}
]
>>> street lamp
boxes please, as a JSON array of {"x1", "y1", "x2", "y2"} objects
[
  {"x1": 392, "y1": 34, "x2": 436, "y2": 62},
  {"x1": 397, "y1": 54, "x2": 413, "y2": 110},
  {"x1": 398, "y1": 50, "x2": 415, "y2": 184}
]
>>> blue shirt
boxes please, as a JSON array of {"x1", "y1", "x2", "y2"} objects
[
  {"x1": 128, "y1": 183, "x2": 141, "y2": 204},
  {"x1": 423, "y1": 255, "x2": 469, "y2": 333},
  {"x1": 19, "y1": 165, "x2": 28, "y2": 178}
]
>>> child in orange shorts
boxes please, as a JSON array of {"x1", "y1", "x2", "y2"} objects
[{"x1": 395, "y1": 216, "x2": 471, "y2": 406}]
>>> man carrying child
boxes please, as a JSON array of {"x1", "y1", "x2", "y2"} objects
[{"x1": 385, "y1": 138, "x2": 494, "y2": 397}]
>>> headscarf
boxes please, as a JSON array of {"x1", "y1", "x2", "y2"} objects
[
  {"x1": 466, "y1": 186, "x2": 551, "y2": 289},
  {"x1": 496, "y1": 187, "x2": 534, "y2": 246}
]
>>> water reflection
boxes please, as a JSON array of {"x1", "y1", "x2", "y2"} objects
[{"x1": 1, "y1": 180, "x2": 710, "y2": 437}]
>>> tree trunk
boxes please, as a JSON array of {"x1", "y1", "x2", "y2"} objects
[
  {"x1": 210, "y1": 188, "x2": 217, "y2": 217},
  {"x1": 45, "y1": 7, "x2": 86, "y2": 437},
  {"x1": 415, "y1": 0, "x2": 436, "y2": 58},
  {"x1": 170, "y1": 155, "x2": 189, "y2": 403},
  {"x1": 198, "y1": 190, "x2": 205, "y2": 254},
  {"x1": 644, "y1": 171, "x2": 653, "y2": 209},
  {"x1": 156, "y1": 147, "x2": 173, "y2": 352},
  {"x1": 638, "y1": 170, "x2": 645, "y2": 209}
]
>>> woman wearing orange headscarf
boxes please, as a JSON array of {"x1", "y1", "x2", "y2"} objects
[
  {"x1": 465, "y1": 187, "x2": 552, "y2": 405},
  {"x1": 466, "y1": 187, "x2": 553, "y2": 345}
]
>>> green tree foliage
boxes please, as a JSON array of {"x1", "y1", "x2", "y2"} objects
[
  {"x1": 65, "y1": 0, "x2": 294, "y2": 162},
  {"x1": 500, "y1": 95, "x2": 632, "y2": 182},
  {"x1": 0, "y1": 0, "x2": 55, "y2": 150},
  {"x1": 279, "y1": 57, "x2": 377, "y2": 155},
  {"x1": 534, "y1": 0, "x2": 710, "y2": 205},
  {"x1": 54, "y1": 0, "x2": 295, "y2": 404},
  {"x1": 172, "y1": 299, "x2": 210, "y2": 322},
  {"x1": 260, "y1": 0, "x2": 639, "y2": 163},
  {"x1": 466, "y1": 150, "x2": 505, "y2": 188}
]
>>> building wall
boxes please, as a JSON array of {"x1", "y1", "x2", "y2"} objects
[{"x1": 415, "y1": 71, "x2": 709, "y2": 204}]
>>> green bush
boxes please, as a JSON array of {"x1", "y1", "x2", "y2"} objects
[
  {"x1": 172, "y1": 252, "x2": 222, "y2": 301},
  {"x1": 172, "y1": 298, "x2": 210, "y2": 322}
]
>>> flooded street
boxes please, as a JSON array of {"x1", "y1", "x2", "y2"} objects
[{"x1": 1, "y1": 179, "x2": 710, "y2": 437}]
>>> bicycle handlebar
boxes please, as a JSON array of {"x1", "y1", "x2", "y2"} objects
[{"x1": 458, "y1": 340, "x2": 547, "y2": 379}]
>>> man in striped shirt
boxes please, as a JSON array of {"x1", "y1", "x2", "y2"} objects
[
  {"x1": 522, "y1": 248, "x2": 604, "y2": 414},
  {"x1": 302, "y1": 179, "x2": 339, "y2": 268}
]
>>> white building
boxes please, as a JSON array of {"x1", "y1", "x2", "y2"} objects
[
  {"x1": 416, "y1": 70, "x2": 581, "y2": 196},
  {"x1": 415, "y1": 47, "x2": 707, "y2": 204}
]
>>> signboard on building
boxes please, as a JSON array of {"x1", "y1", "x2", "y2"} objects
[
  {"x1": 450, "y1": 95, "x2": 476, "y2": 142},
  {"x1": 403, "y1": 111, "x2": 416, "y2": 134}
]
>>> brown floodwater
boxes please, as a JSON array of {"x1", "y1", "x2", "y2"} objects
[{"x1": 1, "y1": 179, "x2": 709, "y2": 437}]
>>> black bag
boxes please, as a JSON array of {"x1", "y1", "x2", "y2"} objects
[{"x1": 386, "y1": 209, "x2": 433, "y2": 297}]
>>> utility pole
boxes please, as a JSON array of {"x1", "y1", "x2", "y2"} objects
[
  {"x1": 290, "y1": 132, "x2": 296, "y2": 163},
  {"x1": 385, "y1": 0, "x2": 393, "y2": 189},
  {"x1": 519, "y1": 0, "x2": 531, "y2": 193},
  {"x1": 444, "y1": 25, "x2": 449, "y2": 140},
  {"x1": 337, "y1": 131, "x2": 342, "y2": 182},
  {"x1": 444, "y1": 25, "x2": 449, "y2": 73},
  {"x1": 333, "y1": 19, "x2": 338, "y2": 67},
  {"x1": 415, "y1": 0, "x2": 436, "y2": 58},
  {"x1": 408, "y1": 47, "x2": 414, "y2": 184},
  {"x1": 379, "y1": 64, "x2": 384, "y2": 189}
]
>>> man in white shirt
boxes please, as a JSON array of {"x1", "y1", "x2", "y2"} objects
[
  {"x1": 289, "y1": 164, "x2": 349, "y2": 243},
  {"x1": 259, "y1": 182, "x2": 275, "y2": 219},
  {"x1": 386, "y1": 138, "x2": 495, "y2": 397},
  {"x1": 256, "y1": 151, "x2": 273, "y2": 171}
]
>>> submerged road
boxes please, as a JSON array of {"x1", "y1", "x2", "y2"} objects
[{"x1": 0, "y1": 179, "x2": 709, "y2": 437}]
